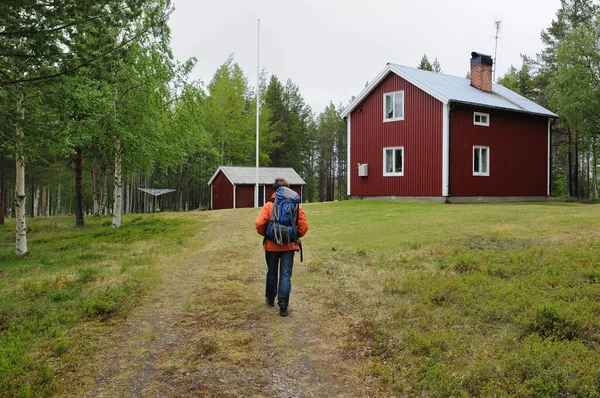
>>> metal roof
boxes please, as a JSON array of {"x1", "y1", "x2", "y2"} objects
[
  {"x1": 341, "y1": 64, "x2": 558, "y2": 118},
  {"x1": 138, "y1": 188, "x2": 176, "y2": 196},
  {"x1": 207, "y1": 166, "x2": 306, "y2": 186}
]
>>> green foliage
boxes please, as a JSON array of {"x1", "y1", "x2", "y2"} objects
[
  {"x1": 417, "y1": 54, "x2": 433, "y2": 71},
  {"x1": 497, "y1": 61, "x2": 535, "y2": 98},
  {"x1": 0, "y1": 213, "x2": 196, "y2": 396},
  {"x1": 526, "y1": 306, "x2": 581, "y2": 341},
  {"x1": 417, "y1": 54, "x2": 442, "y2": 73},
  {"x1": 495, "y1": 1, "x2": 600, "y2": 201},
  {"x1": 205, "y1": 56, "x2": 259, "y2": 166},
  {"x1": 316, "y1": 102, "x2": 346, "y2": 202}
]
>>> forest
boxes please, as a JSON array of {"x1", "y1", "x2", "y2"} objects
[{"x1": 1, "y1": 0, "x2": 599, "y2": 255}]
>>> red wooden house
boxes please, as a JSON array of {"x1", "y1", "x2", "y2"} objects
[
  {"x1": 208, "y1": 166, "x2": 305, "y2": 210},
  {"x1": 342, "y1": 52, "x2": 558, "y2": 203}
]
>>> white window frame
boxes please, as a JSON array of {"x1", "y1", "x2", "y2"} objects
[
  {"x1": 473, "y1": 146, "x2": 490, "y2": 176},
  {"x1": 383, "y1": 147, "x2": 404, "y2": 176},
  {"x1": 474, "y1": 112, "x2": 490, "y2": 126},
  {"x1": 383, "y1": 91, "x2": 405, "y2": 122}
]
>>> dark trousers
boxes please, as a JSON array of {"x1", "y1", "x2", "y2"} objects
[{"x1": 265, "y1": 250, "x2": 295, "y2": 307}]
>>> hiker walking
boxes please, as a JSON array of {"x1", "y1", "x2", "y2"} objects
[{"x1": 255, "y1": 178, "x2": 309, "y2": 317}]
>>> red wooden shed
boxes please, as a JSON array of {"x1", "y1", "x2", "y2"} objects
[
  {"x1": 208, "y1": 166, "x2": 305, "y2": 210},
  {"x1": 342, "y1": 52, "x2": 558, "y2": 203}
]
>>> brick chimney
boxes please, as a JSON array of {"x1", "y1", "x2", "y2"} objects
[{"x1": 470, "y1": 52, "x2": 493, "y2": 93}]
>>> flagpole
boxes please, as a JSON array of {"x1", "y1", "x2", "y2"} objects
[{"x1": 255, "y1": 19, "x2": 260, "y2": 207}]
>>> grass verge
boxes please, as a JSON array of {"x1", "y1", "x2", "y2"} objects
[{"x1": 0, "y1": 214, "x2": 200, "y2": 397}]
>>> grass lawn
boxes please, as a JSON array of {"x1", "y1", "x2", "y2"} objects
[
  {"x1": 0, "y1": 214, "x2": 202, "y2": 397},
  {"x1": 1, "y1": 201, "x2": 599, "y2": 396},
  {"x1": 300, "y1": 200, "x2": 600, "y2": 396}
]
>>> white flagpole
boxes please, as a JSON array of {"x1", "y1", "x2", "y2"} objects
[{"x1": 255, "y1": 19, "x2": 260, "y2": 207}]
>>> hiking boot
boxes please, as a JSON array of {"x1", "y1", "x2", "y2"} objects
[
  {"x1": 265, "y1": 298, "x2": 275, "y2": 307},
  {"x1": 279, "y1": 306, "x2": 288, "y2": 317}
]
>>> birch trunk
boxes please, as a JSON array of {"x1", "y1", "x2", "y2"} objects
[
  {"x1": 57, "y1": 183, "x2": 61, "y2": 215},
  {"x1": 593, "y1": 136, "x2": 598, "y2": 200},
  {"x1": 586, "y1": 150, "x2": 590, "y2": 200},
  {"x1": 92, "y1": 168, "x2": 100, "y2": 215},
  {"x1": 75, "y1": 148, "x2": 84, "y2": 226},
  {"x1": 112, "y1": 134, "x2": 123, "y2": 228},
  {"x1": 101, "y1": 168, "x2": 108, "y2": 215},
  {"x1": 0, "y1": 151, "x2": 5, "y2": 225},
  {"x1": 574, "y1": 124, "x2": 579, "y2": 198},
  {"x1": 15, "y1": 86, "x2": 27, "y2": 255},
  {"x1": 33, "y1": 187, "x2": 39, "y2": 217}
]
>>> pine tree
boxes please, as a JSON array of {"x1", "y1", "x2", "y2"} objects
[
  {"x1": 432, "y1": 58, "x2": 442, "y2": 73},
  {"x1": 417, "y1": 54, "x2": 433, "y2": 71}
]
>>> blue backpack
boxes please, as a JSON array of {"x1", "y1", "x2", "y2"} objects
[{"x1": 265, "y1": 186, "x2": 300, "y2": 246}]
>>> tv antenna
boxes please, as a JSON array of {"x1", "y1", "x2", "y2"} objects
[{"x1": 494, "y1": 20, "x2": 501, "y2": 81}]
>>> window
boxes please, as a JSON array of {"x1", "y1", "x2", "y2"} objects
[
  {"x1": 383, "y1": 147, "x2": 404, "y2": 176},
  {"x1": 384, "y1": 91, "x2": 404, "y2": 122},
  {"x1": 474, "y1": 112, "x2": 490, "y2": 126},
  {"x1": 473, "y1": 146, "x2": 490, "y2": 176}
]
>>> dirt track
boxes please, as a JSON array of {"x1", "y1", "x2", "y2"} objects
[{"x1": 56, "y1": 209, "x2": 380, "y2": 397}]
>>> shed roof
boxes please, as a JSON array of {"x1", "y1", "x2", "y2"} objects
[
  {"x1": 208, "y1": 166, "x2": 306, "y2": 186},
  {"x1": 341, "y1": 64, "x2": 558, "y2": 118}
]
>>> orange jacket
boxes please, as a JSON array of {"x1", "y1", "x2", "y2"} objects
[{"x1": 255, "y1": 194, "x2": 308, "y2": 252}]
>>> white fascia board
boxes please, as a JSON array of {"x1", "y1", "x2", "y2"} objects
[
  {"x1": 442, "y1": 104, "x2": 450, "y2": 196},
  {"x1": 347, "y1": 114, "x2": 351, "y2": 196},
  {"x1": 207, "y1": 166, "x2": 223, "y2": 186},
  {"x1": 388, "y1": 65, "x2": 449, "y2": 105},
  {"x1": 207, "y1": 166, "x2": 235, "y2": 186},
  {"x1": 341, "y1": 65, "x2": 392, "y2": 118},
  {"x1": 341, "y1": 64, "x2": 450, "y2": 119}
]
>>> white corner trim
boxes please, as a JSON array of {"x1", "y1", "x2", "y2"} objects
[
  {"x1": 233, "y1": 185, "x2": 236, "y2": 209},
  {"x1": 210, "y1": 183, "x2": 213, "y2": 210},
  {"x1": 347, "y1": 114, "x2": 351, "y2": 196},
  {"x1": 442, "y1": 104, "x2": 449, "y2": 196},
  {"x1": 547, "y1": 118, "x2": 551, "y2": 196}
]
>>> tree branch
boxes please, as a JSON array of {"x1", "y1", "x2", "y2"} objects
[
  {"x1": 0, "y1": 21, "x2": 160, "y2": 86},
  {"x1": 0, "y1": 53, "x2": 37, "y2": 58},
  {"x1": 0, "y1": 14, "x2": 105, "y2": 36},
  {"x1": 119, "y1": 81, "x2": 146, "y2": 100}
]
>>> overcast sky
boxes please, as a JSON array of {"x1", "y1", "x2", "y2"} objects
[{"x1": 168, "y1": 0, "x2": 561, "y2": 115}]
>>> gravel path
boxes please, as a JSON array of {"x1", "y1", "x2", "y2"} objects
[{"x1": 56, "y1": 210, "x2": 380, "y2": 397}]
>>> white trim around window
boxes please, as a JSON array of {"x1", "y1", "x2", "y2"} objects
[
  {"x1": 383, "y1": 147, "x2": 404, "y2": 176},
  {"x1": 473, "y1": 146, "x2": 490, "y2": 176},
  {"x1": 474, "y1": 112, "x2": 490, "y2": 126},
  {"x1": 383, "y1": 91, "x2": 404, "y2": 122}
]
